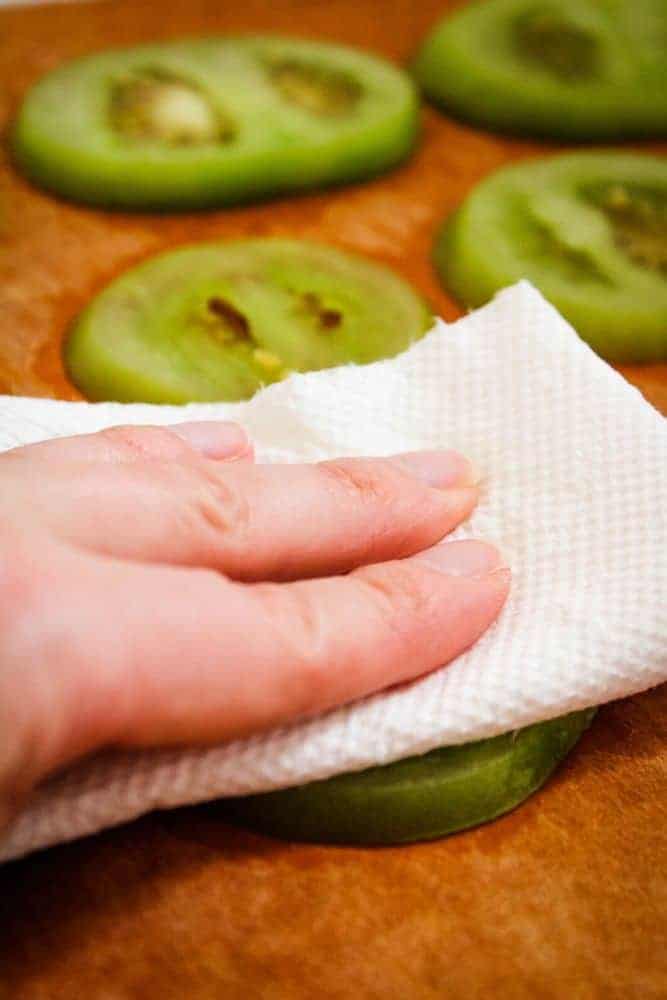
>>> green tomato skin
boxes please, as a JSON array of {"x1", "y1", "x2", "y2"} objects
[
  {"x1": 12, "y1": 36, "x2": 420, "y2": 210},
  {"x1": 66, "y1": 238, "x2": 433, "y2": 404},
  {"x1": 434, "y1": 152, "x2": 667, "y2": 364},
  {"x1": 221, "y1": 711, "x2": 595, "y2": 845},
  {"x1": 414, "y1": 0, "x2": 667, "y2": 141}
]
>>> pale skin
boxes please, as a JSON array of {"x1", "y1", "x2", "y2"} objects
[{"x1": 0, "y1": 421, "x2": 510, "y2": 834}]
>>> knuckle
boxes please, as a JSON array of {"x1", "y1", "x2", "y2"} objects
[
  {"x1": 318, "y1": 458, "x2": 468, "y2": 565},
  {"x1": 354, "y1": 562, "x2": 434, "y2": 635},
  {"x1": 319, "y1": 457, "x2": 406, "y2": 509},
  {"x1": 97, "y1": 424, "x2": 187, "y2": 462},
  {"x1": 256, "y1": 583, "x2": 329, "y2": 719},
  {"x1": 192, "y1": 470, "x2": 251, "y2": 550}
]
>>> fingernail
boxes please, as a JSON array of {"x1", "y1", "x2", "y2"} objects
[
  {"x1": 416, "y1": 539, "x2": 505, "y2": 577},
  {"x1": 392, "y1": 450, "x2": 476, "y2": 489},
  {"x1": 168, "y1": 421, "x2": 250, "y2": 460}
]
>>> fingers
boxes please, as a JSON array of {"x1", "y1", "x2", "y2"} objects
[
  {"x1": 3, "y1": 420, "x2": 253, "y2": 466},
  {"x1": 89, "y1": 450, "x2": 477, "y2": 579},
  {"x1": 12, "y1": 422, "x2": 479, "y2": 579},
  {"x1": 0, "y1": 421, "x2": 252, "y2": 562},
  {"x1": 180, "y1": 452, "x2": 479, "y2": 581},
  {"x1": 14, "y1": 537, "x2": 508, "y2": 770},
  {"x1": 3, "y1": 423, "x2": 480, "y2": 582}
]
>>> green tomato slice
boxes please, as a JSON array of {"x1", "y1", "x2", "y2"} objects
[
  {"x1": 65, "y1": 239, "x2": 433, "y2": 403},
  {"x1": 413, "y1": 0, "x2": 667, "y2": 140},
  {"x1": 434, "y1": 152, "x2": 667, "y2": 363},
  {"x1": 222, "y1": 711, "x2": 596, "y2": 845},
  {"x1": 13, "y1": 36, "x2": 419, "y2": 209}
]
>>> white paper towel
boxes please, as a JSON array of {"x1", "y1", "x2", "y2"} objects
[{"x1": 1, "y1": 282, "x2": 666, "y2": 863}]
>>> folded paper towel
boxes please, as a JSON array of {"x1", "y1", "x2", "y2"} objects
[{"x1": 1, "y1": 282, "x2": 666, "y2": 862}]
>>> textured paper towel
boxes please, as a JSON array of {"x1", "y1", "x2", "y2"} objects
[{"x1": 1, "y1": 283, "x2": 666, "y2": 862}]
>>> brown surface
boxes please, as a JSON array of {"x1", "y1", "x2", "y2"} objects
[{"x1": 0, "y1": 1, "x2": 666, "y2": 997}]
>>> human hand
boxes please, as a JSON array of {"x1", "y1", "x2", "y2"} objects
[{"x1": 0, "y1": 421, "x2": 509, "y2": 830}]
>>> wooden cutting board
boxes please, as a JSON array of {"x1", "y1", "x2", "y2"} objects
[{"x1": 0, "y1": 2, "x2": 665, "y2": 997}]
